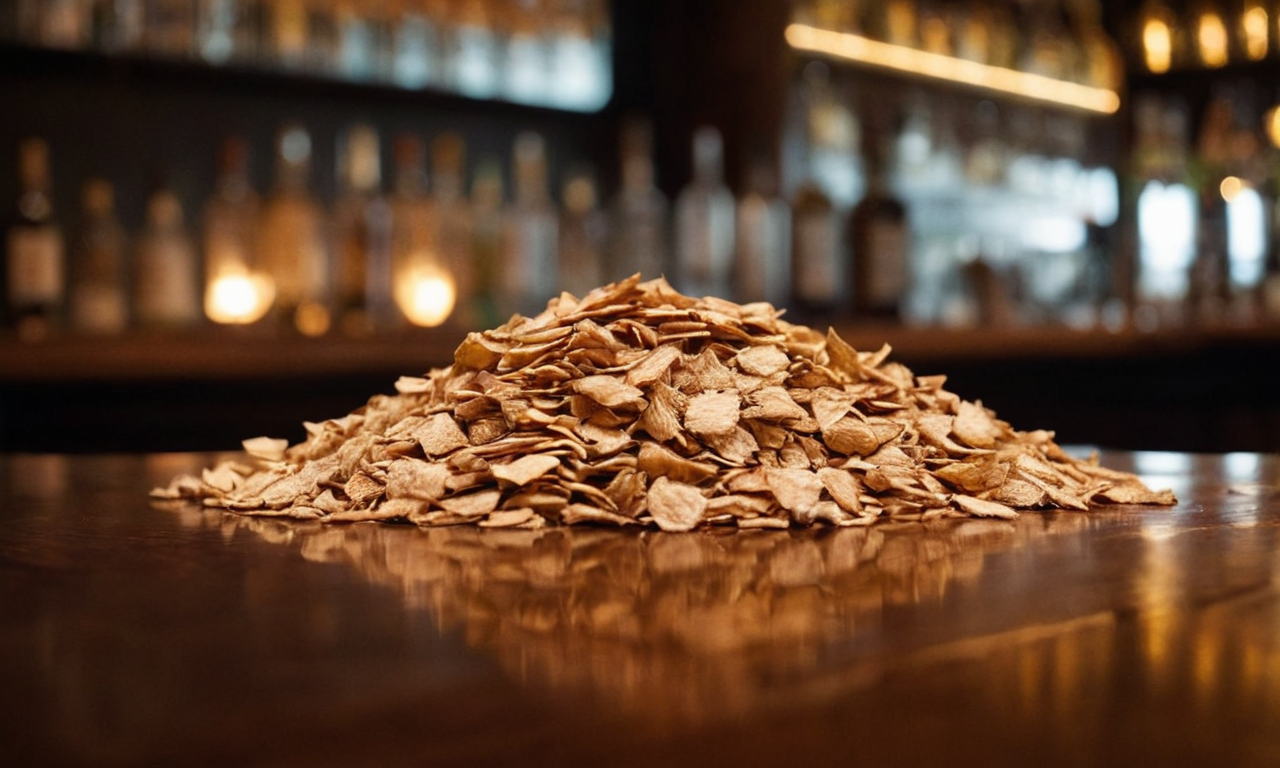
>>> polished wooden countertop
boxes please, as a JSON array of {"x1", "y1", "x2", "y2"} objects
[{"x1": 3, "y1": 450, "x2": 1279, "y2": 766}]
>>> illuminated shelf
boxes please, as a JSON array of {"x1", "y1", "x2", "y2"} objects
[{"x1": 785, "y1": 23, "x2": 1121, "y2": 115}]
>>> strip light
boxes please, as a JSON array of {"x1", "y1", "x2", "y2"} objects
[{"x1": 785, "y1": 23, "x2": 1121, "y2": 115}]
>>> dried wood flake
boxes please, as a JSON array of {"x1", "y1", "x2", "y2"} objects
[{"x1": 160, "y1": 276, "x2": 1175, "y2": 530}]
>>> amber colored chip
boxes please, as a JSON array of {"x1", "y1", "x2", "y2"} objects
[
  {"x1": 572, "y1": 375, "x2": 647, "y2": 410},
  {"x1": 765, "y1": 467, "x2": 824, "y2": 514},
  {"x1": 243, "y1": 436, "x2": 289, "y2": 462},
  {"x1": 624, "y1": 345, "x2": 683, "y2": 388},
  {"x1": 491, "y1": 454, "x2": 562, "y2": 486},
  {"x1": 817, "y1": 467, "x2": 863, "y2": 513},
  {"x1": 952, "y1": 494, "x2": 1019, "y2": 519},
  {"x1": 394, "y1": 376, "x2": 432, "y2": 395},
  {"x1": 414, "y1": 413, "x2": 470, "y2": 458},
  {"x1": 953, "y1": 401, "x2": 1003, "y2": 449},
  {"x1": 438, "y1": 489, "x2": 502, "y2": 517},
  {"x1": 684, "y1": 390, "x2": 742, "y2": 438},
  {"x1": 735, "y1": 344, "x2": 790, "y2": 377},
  {"x1": 635, "y1": 382, "x2": 686, "y2": 443},
  {"x1": 638, "y1": 442, "x2": 718, "y2": 485},
  {"x1": 647, "y1": 477, "x2": 708, "y2": 532}
]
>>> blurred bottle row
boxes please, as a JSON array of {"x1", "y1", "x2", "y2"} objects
[
  {"x1": 789, "y1": 0, "x2": 1123, "y2": 92},
  {"x1": 2, "y1": 0, "x2": 612, "y2": 111},
  {"x1": 1130, "y1": 0, "x2": 1280, "y2": 74}
]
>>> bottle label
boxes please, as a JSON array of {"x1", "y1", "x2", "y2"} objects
[
  {"x1": 7, "y1": 227, "x2": 65, "y2": 306},
  {"x1": 795, "y1": 211, "x2": 839, "y2": 303},
  {"x1": 867, "y1": 221, "x2": 908, "y2": 306}
]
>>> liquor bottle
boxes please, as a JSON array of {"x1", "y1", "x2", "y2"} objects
[
  {"x1": 558, "y1": 169, "x2": 606, "y2": 298},
  {"x1": 850, "y1": 135, "x2": 910, "y2": 320},
  {"x1": 547, "y1": 0, "x2": 609, "y2": 110},
  {"x1": 91, "y1": 0, "x2": 145, "y2": 52},
  {"x1": 258, "y1": 124, "x2": 331, "y2": 335},
  {"x1": 451, "y1": 0, "x2": 500, "y2": 99},
  {"x1": 204, "y1": 136, "x2": 260, "y2": 284},
  {"x1": 268, "y1": 0, "x2": 309, "y2": 69},
  {"x1": 734, "y1": 161, "x2": 790, "y2": 307},
  {"x1": 608, "y1": 117, "x2": 668, "y2": 282},
  {"x1": 135, "y1": 188, "x2": 200, "y2": 329},
  {"x1": 333, "y1": 0, "x2": 378, "y2": 81},
  {"x1": 1240, "y1": 0, "x2": 1270, "y2": 61},
  {"x1": 33, "y1": 0, "x2": 90, "y2": 49},
  {"x1": 470, "y1": 158, "x2": 505, "y2": 327},
  {"x1": 389, "y1": 134, "x2": 454, "y2": 328},
  {"x1": 789, "y1": 176, "x2": 842, "y2": 321},
  {"x1": 69, "y1": 179, "x2": 128, "y2": 334},
  {"x1": 503, "y1": 0, "x2": 549, "y2": 105},
  {"x1": 431, "y1": 132, "x2": 475, "y2": 324},
  {"x1": 5, "y1": 138, "x2": 65, "y2": 341},
  {"x1": 334, "y1": 124, "x2": 394, "y2": 335},
  {"x1": 674, "y1": 126, "x2": 735, "y2": 299},
  {"x1": 390, "y1": 0, "x2": 439, "y2": 88},
  {"x1": 144, "y1": 0, "x2": 196, "y2": 58},
  {"x1": 501, "y1": 132, "x2": 558, "y2": 317}
]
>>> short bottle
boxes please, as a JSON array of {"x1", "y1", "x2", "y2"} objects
[
  {"x1": 559, "y1": 170, "x2": 606, "y2": 298},
  {"x1": 69, "y1": 179, "x2": 128, "y2": 334},
  {"x1": 734, "y1": 162, "x2": 790, "y2": 307},
  {"x1": 850, "y1": 139, "x2": 909, "y2": 320},
  {"x1": 609, "y1": 117, "x2": 668, "y2": 282}
]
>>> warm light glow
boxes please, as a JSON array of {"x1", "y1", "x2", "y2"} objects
[
  {"x1": 1198, "y1": 12, "x2": 1229, "y2": 68},
  {"x1": 1220, "y1": 175, "x2": 1244, "y2": 202},
  {"x1": 1265, "y1": 105, "x2": 1280, "y2": 148},
  {"x1": 1143, "y1": 18, "x2": 1173, "y2": 73},
  {"x1": 205, "y1": 270, "x2": 275, "y2": 325},
  {"x1": 395, "y1": 264, "x2": 457, "y2": 328},
  {"x1": 1244, "y1": 6, "x2": 1269, "y2": 60},
  {"x1": 784, "y1": 24, "x2": 1121, "y2": 114}
]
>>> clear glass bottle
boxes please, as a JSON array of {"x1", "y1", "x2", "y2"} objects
[
  {"x1": 135, "y1": 188, "x2": 200, "y2": 329},
  {"x1": 501, "y1": 132, "x2": 558, "y2": 317},
  {"x1": 258, "y1": 124, "x2": 331, "y2": 335},
  {"x1": 503, "y1": 0, "x2": 549, "y2": 105},
  {"x1": 734, "y1": 162, "x2": 791, "y2": 307},
  {"x1": 390, "y1": 0, "x2": 439, "y2": 88},
  {"x1": 334, "y1": 124, "x2": 394, "y2": 335},
  {"x1": 69, "y1": 179, "x2": 128, "y2": 335},
  {"x1": 674, "y1": 126, "x2": 735, "y2": 298},
  {"x1": 6, "y1": 138, "x2": 65, "y2": 341},
  {"x1": 790, "y1": 176, "x2": 842, "y2": 321},
  {"x1": 451, "y1": 0, "x2": 500, "y2": 99},
  {"x1": 558, "y1": 169, "x2": 606, "y2": 298},
  {"x1": 609, "y1": 117, "x2": 668, "y2": 282}
]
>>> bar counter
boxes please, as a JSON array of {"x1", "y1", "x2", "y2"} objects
[{"x1": 4, "y1": 450, "x2": 1280, "y2": 766}]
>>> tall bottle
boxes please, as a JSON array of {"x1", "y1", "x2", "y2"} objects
[
  {"x1": 789, "y1": 175, "x2": 842, "y2": 321},
  {"x1": 431, "y1": 133, "x2": 476, "y2": 324},
  {"x1": 334, "y1": 124, "x2": 394, "y2": 335},
  {"x1": 204, "y1": 136, "x2": 260, "y2": 285},
  {"x1": 135, "y1": 188, "x2": 200, "y2": 329},
  {"x1": 850, "y1": 135, "x2": 910, "y2": 319},
  {"x1": 503, "y1": 0, "x2": 550, "y2": 105},
  {"x1": 6, "y1": 138, "x2": 65, "y2": 341},
  {"x1": 390, "y1": 0, "x2": 439, "y2": 88},
  {"x1": 450, "y1": 0, "x2": 500, "y2": 99},
  {"x1": 258, "y1": 124, "x2": 331, "y2": 335},
  {"x1": 674, "y1": 126, "x2": 735, "y2": 298},
  {"x1": 390, "y1": 134, "x2": 454, "y2": 328},
  {"x1": 609, "y1": 117, "x2": 668, "y2": 282},
  {"x1": 558, "y1": 169, "x2": 606, "y2": 298},
  {"x1": 501, "y1": 132, "x2": 558, "y2": 317},
  {"x1": 69, "y1": 179, "x2": 128, "y2": 335},
  {"x1": 470, "y1": 157, "x2": 505, "y2": 326},
  {"x1": 734, "y1": 161, "x2": 791, "y2": 307}
]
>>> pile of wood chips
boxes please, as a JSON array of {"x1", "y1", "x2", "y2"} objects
[{"x1": 153, "y1": 276, "x2": 1175, "y2": 530}]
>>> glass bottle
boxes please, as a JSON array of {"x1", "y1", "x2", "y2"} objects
[
  {"x1": 790, "y1": 175, "x2": 842, "y2": 321},
  {"x1": 470, "y1": 157, "x2": 505, "y2": 327},
  {"x1": 204, "y1": 136, "x2": 260, "y2": 285},
  {"x1": 851, "y1": 136, "x2": 910, "y2": 319},
  {"x1": 503, "y1": 0, "x2": 549, "y2": 105},
  {"x1": 143, "y1": 0, "x2": 196, "y2": 58},
  {"x1": 334, "y1": 124, "x2": 394, "y2": 335},
  {"x1": 390, "y1": 0, "x2": 439, "y2": 88},
  {"x1": 501, "y1": 132, "x2": 558, "y2": 317},
  {"x1": 431, "y1": 132, "x2": 475, "y2": 325},
  {"x1": 135, "y1": 188, "x2": 200, "y2": 329},
  {"x1": 258, "y1": 125, "x2": 331, "y2": 335},
  {"x1": 69, "y1": 179, "x2": 128, "y2": 335},
  {"x1": 734, "y1": 161, "x2": 791, "y2": 307},
  {"x1": 92, "y1": 0, "x2": 146, "y2": 52},
  {"x1": 558, "y1": 169, "x2": 606, "y2": 298},
  {"x1": 674, "y1": 126, "x2": 735, "y2": 299},
  {"x1": 390, "y1": 133, "x2": 455, "y2": 328},
  {"x1": 268, "y1": 0, "x2": 309, "y2": 69},
  {"x1": 6, "y1": 138, "x2": 65, "y2": 341},
  {"x1": 451, "y1": 0, "x2": 500, "y2": 99},
  {"x1": 547, "y1": 0, "x2": 609, "y2": 111},
  {"x1": 609, "y1": 117, "x2": 668, "y2": 282}
]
